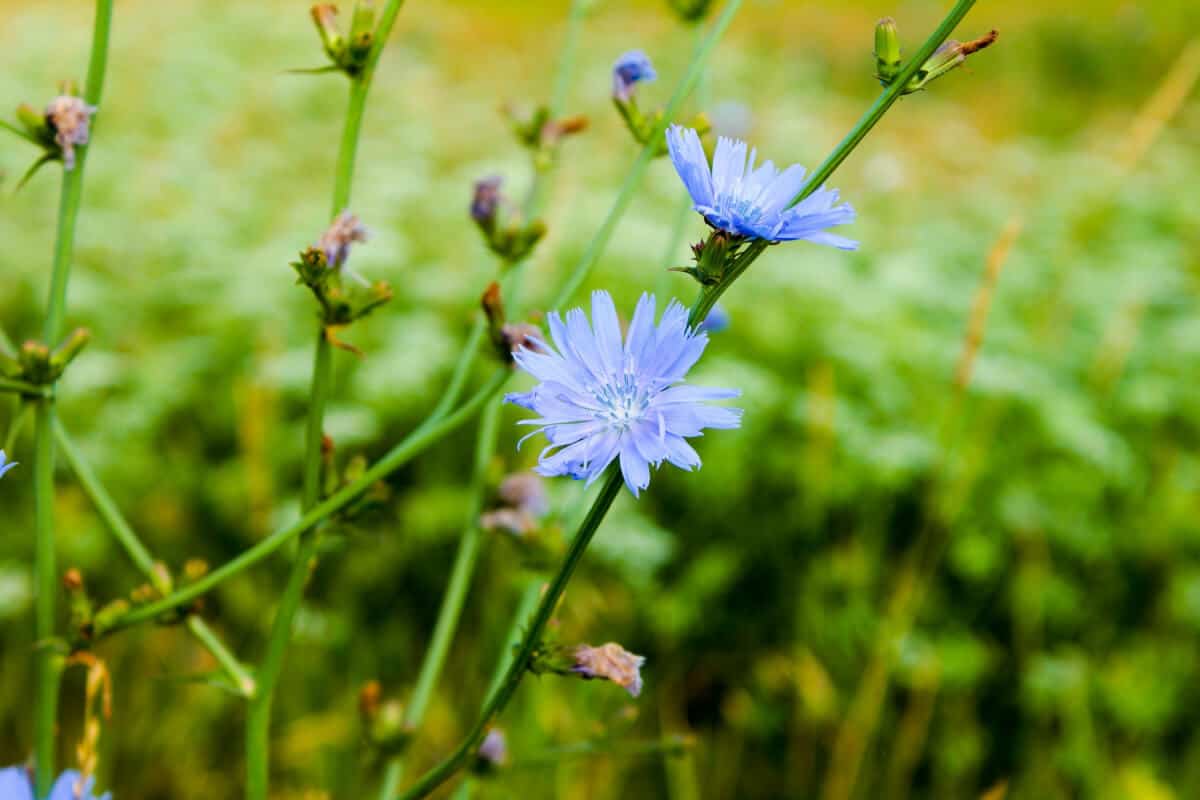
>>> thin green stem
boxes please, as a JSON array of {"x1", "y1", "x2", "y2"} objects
[
  {"x1": 32, "y1": 400, "x2": 58, "y2": 795},
  {"x1": 32, "y1": 1, "x2": 113, "y2": 791},
  {"x1": 301, "y1": 332, "x2": 333, "y2": 510},
  {"x1": 53, "y1": 419, "x2": 255, "y2": 695},
  {"x1": 482, "y1": 576, "x2": 543, "y2": 708},
  {"x1": 401, "y1": 401, "x2": 501, "y2": 729},
  {"x1": 396, "y1": 469, "x2": 624, "y2": 800},
  {"x1": 6, "y1": 401, "x2": 32, "y2": 452},
  {"x1": 186, "y1": 616, "x2": 256, "y2": 697},
  {"x1": 688, "y1": 0, "x2": 979, "y2": 327},
  {"x1": 332, "y1": 79, "x2": 370, "y2": 215},
  {"x1": 511, "y1": 736, "x2": 692, "y2": 769},
  {"x1": 549, "y1": 0, "x2": 744, "y2": 311},
  {"x1": 0, "y1": 377, "x2": 49, "y2": 396},
  {"x1": 246, "y1": 533, "x2": 322, "y2": 799},
  {"x1": 377, "y1": 6, "x2": 591, "y2": 793},
  {"x1": 98, "y1": 369, "x2": 509, "y2": 635}
]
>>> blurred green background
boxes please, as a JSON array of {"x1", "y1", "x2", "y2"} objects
[{"x1": 2, "y1": 0, "x2": 1199, "y2": 798}]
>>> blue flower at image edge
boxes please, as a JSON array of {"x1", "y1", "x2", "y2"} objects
[
  {"x1": 666, "y1": 125, "x2": 858, "y2": 248},
  {"x1": 0, "y1": 767, "x2": 111, "y2": 800},
  {"x1": 505, "y1": 291, "x2": 742, "y2": 497},
  {"x1": 0, "y1": 450, "x2": 16, "y2": 480}
]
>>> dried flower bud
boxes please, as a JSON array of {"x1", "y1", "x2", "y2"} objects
[
  {"x1": 471, "y1": 176, "x2": 503, "y2": 232},
  {"x1": 905, "y1": 30, "x2": 998, "y2": 93},
  {"x1": 311, "y1": 4, "x2": 344, "y2": 58},
  {"x1": 45, "y1": 95, "x2": 97, "y2": 170},
  {"x1": 500, "y1": 323, "x2": 544, "y2": 357},
  {"x1": 480, "y1": 507, "x2": 537, "y2": 537},
  {"x1": 476, "y1": 728, "x2": 508, "y2": 769},
  {"x1": 359, "y1": 679, "x2": 382, "y2": 719},
  {"x1": 540, "y1": 114, "x2": 589, "y2": 147},
  {"x1": 318, "y1": 211, "x2": 369, "y2": 271},
  {"x1": 573, "y1": 642, "x2": 646, "y2": 697},
  {"x1": 63, "y1": 568, "x2": 85, "y2": 592},
  {"x1": 498, "y1": 472, "x2": 549, "y2": 517}
]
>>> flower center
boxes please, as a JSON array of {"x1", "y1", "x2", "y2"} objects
[{"x1": 594, "y1": 372, "x2": 649, "y2": 431}]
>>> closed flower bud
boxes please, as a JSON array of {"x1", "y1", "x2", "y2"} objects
[
  {"x1": 318, "y1": 211, "x2": 369, "y2": 272},
  {"x1": 50, "y1": 327, "x2": 90, "y2": 372},
  {"x1": 612, "y1": 50, "x2": 657, "y2": 103},
  {"x1": 311, "y1": 4, "x2": 345, "y2": 60},
  {"x1": 45, "y1": 95, "x2": 97, "y2": 170},
  {"x1": 471, "y1": 176, "x2": 503, "y2": 233},
  {"x1": 572, "y1": 642, "x2": 646, "y2": 697},
  {"x1": 475, "y1": 729, "x2": 508, "y2": 771},
  {"x1": 905, "y1": 30, "x2": 998, "y2": 93},
  {"x1": 874, "y1": 17, "x2": 903, "y2": 83}
]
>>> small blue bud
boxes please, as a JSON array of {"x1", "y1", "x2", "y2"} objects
[{"x1": 612, "y1": 50, "x2": 657, "y2": 102}]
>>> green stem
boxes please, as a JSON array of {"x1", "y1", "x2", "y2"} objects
[
  {"x1": 245, "y1": 532, "x2": 322, "y2": 799},
  {"x1": 301, "y1": 332, "x2": 333, "y2": 510},
  {"x1": 482, "y1": 576, "x2": 543, "y2": 708},
  {"x1": 688, "y1": 0, "x2": 978, "y2": 327},
  {"x1": 98, "y1": 369, "x2": 509, "y2": 635},
  {"x1": 401, "y1": 401, "x2": 501, "y2": 729},
  {"x1": 32, "y1": 400, "x2": 58, "y2": 795},
  {"x1": 53, "y1": 419, "x2": 255, "y2": 695},
  {"x1": 32, "y1": 2, "x2": 114, "y2": 792},
  {"x1": 5, "y1": 401, "x2": 32, "y2": 452},
  {"x1": 396, "y1": 469, "x2": 625, "y2": 800},
  {"x1": 549, "y1": 0, "x2": 744, "y2": 311},
  {"x1": 511, "y1": 736, "x2": 692, "y2": 769},
  {"x1": 0, "y1": 377, "x2": 49, "y2": 396}
]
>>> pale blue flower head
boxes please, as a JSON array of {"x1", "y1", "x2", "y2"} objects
[
  {"x1": 666, "y1": 125, "x2": 858, "y2": 248},
  {"x1": 0, "y1": 767, "x2": 111, "y2": 800},
  {"x1": 612, "y1": 50, "x2": 656, "y2": 102},
  {"x1": 699, "y1": 303, "x2": 730, "y2": 334},
  {"x1": 505, "y1": 290, "x2": 741, "y2": 497},
  {"x1": 0, "y1": 450, "x2": 17, "y2": 480}
]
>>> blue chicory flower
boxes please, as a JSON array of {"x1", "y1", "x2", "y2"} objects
[
  {"x1": 0, "y1": 766, "x2": 111, "y2": 800},
  {"x1": 0, "y1": 450, "x2": 17, "y2": 480},
  {"x1": 699, "y1": 303, "x2": 730, "y2": 334},
  {"x1": 666, "y1": 124, "x2": 858, "y2": 248},
  {"x1": 505, "y1": 290, "x2": 741, "y2": 497},
  {"x1": 612, "y1": 50, "x2": 656, "y2": 102}
]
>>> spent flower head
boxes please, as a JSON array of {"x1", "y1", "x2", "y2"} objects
[
  {"x1": 476, "y1": 729, "x2": 508, "y2": 769},
  {"x1": 318, "y1": 211, "x2": 369, "y2": 273},
  {"x1": 573, "y1": 643, "x2": 646, "y2": 697},
  {"x1": 0, "y1": 767, "x2": 111, "y2": 800},
  {"x1": 505, "y1": 290, "x2": 741, "y2": 497},
  {"x1": 0, "y1": 450, "x2": 17, "y2": 480},
  {"x1": 666, "y1": 125, "x2": 857, "y2": 248},
  {"x1": 612, "y1": 50, "x2": 656, "y2": 102},
  {"x1": 45, "y1": 95, "x2": 97, "y2": 171}
]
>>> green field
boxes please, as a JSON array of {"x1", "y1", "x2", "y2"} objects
[{"x1": 2, "y1": 1, "x2": 1199, "y2": 797}]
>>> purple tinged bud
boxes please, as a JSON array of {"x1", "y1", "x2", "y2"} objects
[
  {"x1": 477, "y1": 729, "x2": 508, "y2": 767},
  {"x1": 572, "y1": 642, "x2": 646, "y2": 698},
  {"x1": 44, "y1": 95, "x2": 97, "y2": 170},
  {"x1": 480, "y1": 507, "x2": 536, "y2": 537},
  {"x1": 318, "y1": 211, "x2": 369, "y2": 271},
  {"x1": 471, "y1": 175, "x2": 504, "y2": 230},
  {"x1": 612, "y1": 50, "x2": 657, "y2": 102},
  {"x1": 498, "y1": 472, "x2": 549, "y2": 517}
]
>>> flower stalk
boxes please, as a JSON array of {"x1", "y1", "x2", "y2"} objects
[{"x1": 31, "y1": 0, "x2": 113, "y2": 793}]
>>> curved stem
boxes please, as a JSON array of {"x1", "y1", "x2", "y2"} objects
[
  {"x1": 397, "y1": 469, "x2": 624, "y2": 800},
  {"x1": 689, "y1": 0, "x2": 979, "y2": 326},
  {"x1": 98, "y1": 369, "x2": 509, "y2": 635}
]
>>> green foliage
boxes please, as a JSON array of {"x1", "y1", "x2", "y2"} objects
[{"x1": 1, "y1": 1, "x2": 1198, "y2": 798}]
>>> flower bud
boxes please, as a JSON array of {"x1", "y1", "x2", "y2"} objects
[
  {"x1": 612, "y1": 50, "x2": 657, "y2": 103},
  {"x1": 874, "y1": 17, "x2": 903, "y2": 83},
  {"x1": 348, "y1": 0, "x2": 376, "y2": 62},
  {"x1": 311, "y1": 4, "x2": 345, "y2": 60},
  {"x1": 905, "y1": 30, "x2": 998, "y2": 93},
  {"x1": 319, "y1": 211, "x2": 369, "y2": 272},
  {"x1": 572, "y1": 642, "x2": 646, "y2": 697},
  {"x1": 474, "y1": 728, "x2": 508, "y2": 773},
  {"x1": 45, "y1": 95, "x2": 97, "y2": 170},
  {"x1": 471, "y1": 176, "x2": 503, "y2": 234},
  {"x1": 668, "y1": 0, "x2": 714, "y2": 23},
  {"x1": 50, "y1": 327, "x2": 90, "y2": 372}
]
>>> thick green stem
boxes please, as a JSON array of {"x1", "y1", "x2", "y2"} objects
[
  {"x1": 32, "y1": 400, "x2": 59, "y2": 794},
  {"x1": 397, "y1": 469, "x2": 624, "y2": 800},
  {"x1": 98, "y1": 369, "x2": 509, "y2": 635},
  {"x1": 689, "y1": 0, "x2": 979, "y2": 327},
  {"x1": 550, "y1": 0, "x2": 744, "y2": 310},
  {"x1": 32, "y1": 1, "x2": 114, "y2": 791}
]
